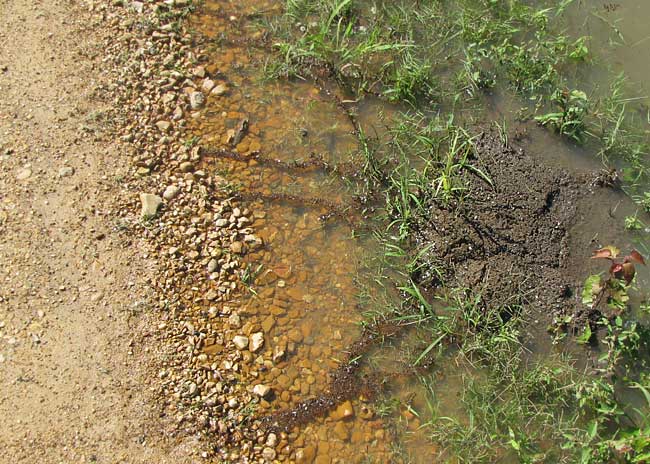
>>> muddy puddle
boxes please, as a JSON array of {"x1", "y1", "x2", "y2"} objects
[
  {"x1": 564, "y1": 1, "x2": 650, "y2": 96},
  {"x1": 186, "y1": 0, "x2": 650, "y2": 462}
]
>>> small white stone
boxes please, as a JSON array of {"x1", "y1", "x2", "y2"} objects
[
  {"x1": 228, "y1": 313, "x2": 241, "y2": 328},
  {"x1": 250, "y1": 332, "x2": 264, "y2": 352},
  {"x1": 189, "y1": 91, "x2": 205, "y2": 110},
  {"x1": 156, "y1": 120, "x2": 171, "y2": 133},
  {"x1": 211, "y1": 83, "x2": 228, "y2": 96},
  {"x1": 262, "y1": 447, "x2": 276, "y2": 461},
  {"x1": 232, "y1": 335, "x2": 248, "y2": 350},
  {"x1": 254, "y1": 384, "x2": 272, "y2": 398},
  {"x1": 172, "y1": 106, "x2": 183, "y2": 121},
  {"x1": 201, "y1": 78, "x2": 215, "y2": 93},
  {"x1": 16, "y1": 168, "x2": 32, "y2": 180},
  {"x1": 163, "y1": 185, "x2": 179, "y2": 200},
  {"x1": 139, "y1": 193, "x2": 162, "y2": 219},
  {"x1": 193, "y1": 66, "x2": 206, "y2": 78},
  {"x1": 131, "y1": 1, "x2": 144, "y2": 13},
  {"x1": 58, "y1": 167, "x2": 74, "y2": 177},
  {"x1": 266, "y1": 433, "x2": 278, "y2": 447}
]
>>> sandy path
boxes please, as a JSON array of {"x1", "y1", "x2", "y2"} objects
[{"x1": 0, "y1": 1, "x2": 194, "y2": 462}]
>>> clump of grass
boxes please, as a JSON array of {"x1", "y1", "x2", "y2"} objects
[
  {"x1": 269, "y1": 0, "x2": 407, "y2": 89},
  {"x1": 382, "y1": 117, "x2": 485, "y2": 241},
  {"x1": 535, "y1": 88, "x2": 589, "y2": 142},
  {"x1": 425, "y1": 361, "x2": 582, "y2": 462},
  {"x1": 589, "y1": 74, "x2": 650, "y2": 179},
  {"x1": 408, "y1": 285, "x2": 650, "y2": 463}
]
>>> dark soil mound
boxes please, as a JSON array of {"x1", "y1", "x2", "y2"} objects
[{"x1": 413, "y1": 131, "x2": 588, "y2": 321}]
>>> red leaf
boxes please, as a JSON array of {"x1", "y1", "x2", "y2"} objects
[
  {"x1": 628, "y1": 250, "x2": 646, "y2": 265},
  {"x1": 610, "y1": 263, "x2": 624, "y2": 275}
]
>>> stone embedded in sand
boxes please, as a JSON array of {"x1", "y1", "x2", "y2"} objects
[
  {"x1": 287, "y1": 328, "x2": 302, "y2": 343},
  {"x1": 172, "y1": 106, "x2": 183, "y2": 121},
  {"x1": 230, "y1": 241, "x2": 243, "y2": 254},
  {"x1": 262, "y1": 447, "x2": 276, "y2": 461},
  {"x1": 15, "y1": 168, "x2": 32, "y2": 180},
  {"x1": 193, "y1": 66, "x2": 206, "y2": 78},
  {"x1": 185, "y1": 382, "x2": 198, "y2": 398},
  {"x1": 300, "y1": 320, "x2": 314, "y2": 338},
  {"x1": 139, "y1": 193, "x2": 162, "y2": 219},
  {"x1": 131, "y1": 1, "x2": 144, "y2": 14},
  {"x1": 333, "y1": 421, "x2": 350, "y2": 441},
  {"x1": 286, "y1": 287, "x2": 304, "y2": 301},
  {"x1": 228, "y1": 313, "x2": 241, "y2": 328},
  {"x1": 232, "y1": 335, "x2": 248, "y2": 350},
  {"x1": 162, "y1": 185, "x2": 179, "y2": 200},
  {"x1": 276, "y1": 374, "x2": 291, "y2": 389},
  {"x1": 58, "y1": 166, "x2": 74, "y2": 177},
  {"x1": 179, "y1": 161, "x2": 194, "y2": 173},
  {"x1": 296, "y1": 446, "x2": 317, "y2": 464},
  {"x1": 261, "y1": 315, "x2": 275, "y2": 333},
  {"x1": 253, "y1": 384, "x2": 272, "y2": 399},
  {"x1": 250, "y1": 332, "x2": 264, "y2": 352},
  {"x1": 266, "y1": 433, "x2": 277, "y2": 447},
  {"x1": 272, "y1": 344, "x2": 286, "y2": 362}
]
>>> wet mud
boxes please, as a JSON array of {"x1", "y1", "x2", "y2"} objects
[
  {"x1": 412, "y1": 130, "x2": 623, "y2": 329},
  {"x1": 203, "y1": 147, "x2": 361, "y2": 178},
  {"x1": 262, "y1": 321, "x2": 403, "y2": 433}
]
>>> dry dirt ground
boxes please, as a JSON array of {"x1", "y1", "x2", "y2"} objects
[{"x1": 0, "y1": 1, "x2": 196, "y2": 462}]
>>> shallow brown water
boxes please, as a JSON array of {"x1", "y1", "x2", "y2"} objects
[
  {"x1": 565, "y1": 1, "x2": 650, "y2": 96},
  {"x1": 191, "y1": 2, "x2": 402, "y2": 462}
]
